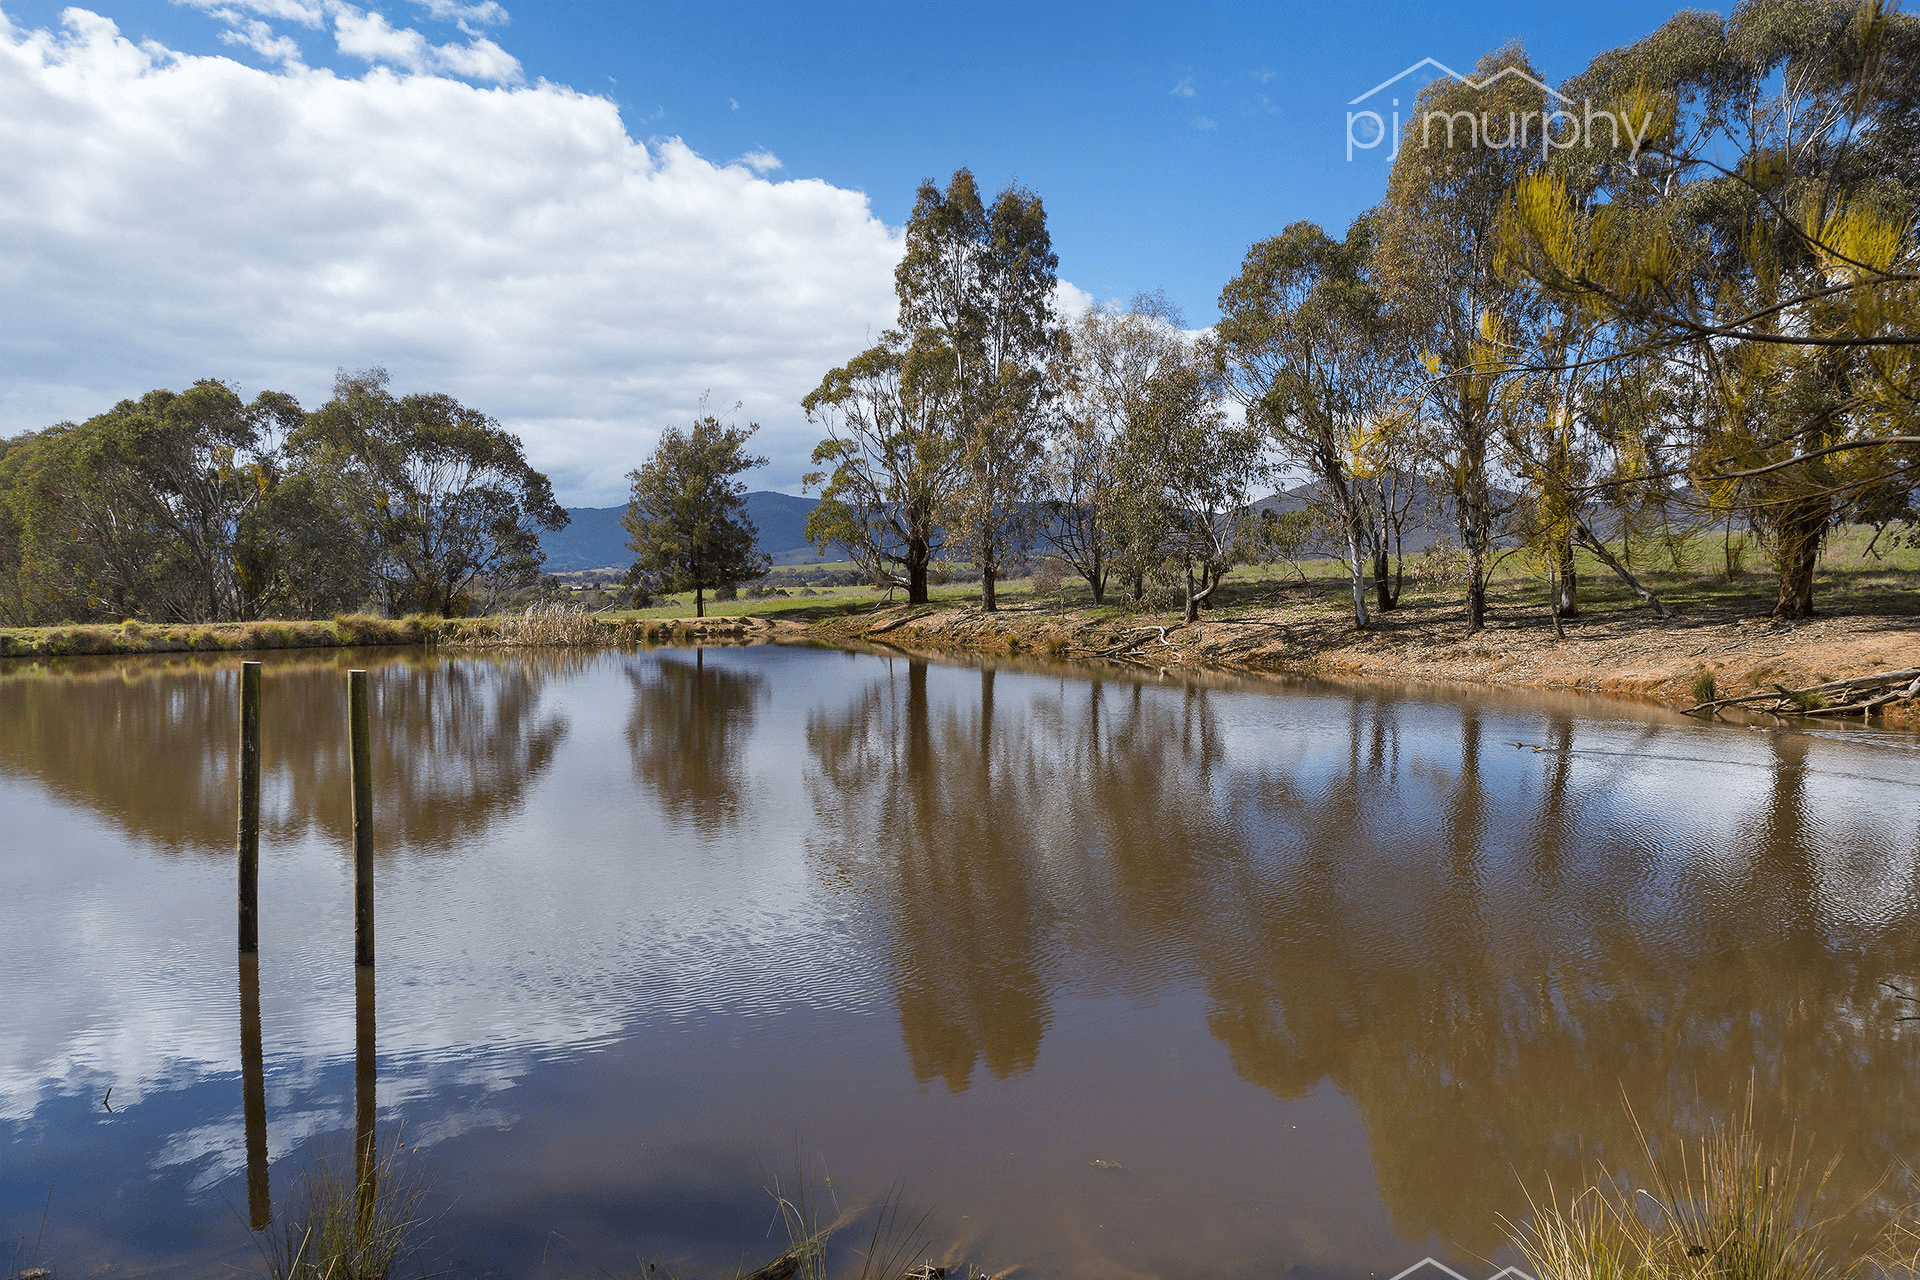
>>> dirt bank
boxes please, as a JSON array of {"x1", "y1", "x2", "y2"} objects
[
  {"x1": 8, "y1": 599, "x2": 1910, "y2": 725},
  {"x1": 808, "y1": 594, "x2": 1920, "y2": 726}
]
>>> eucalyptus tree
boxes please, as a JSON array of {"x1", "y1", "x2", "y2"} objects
[
  {"x1": 803, "y1": 333, "x2": 964, "y2": 603},
  {"x1": 893, "y1": 169, "x2": 1062, "y2": 611},
  {"x1": 1045, "y1": 292, "x2": 1188, "y2": 604},
  {"x1": 805, "y1": 168, "x2": 1062, "y2": 609},
  {"x1": 246, "y1": 465, "x2": 375, "y2": 618},
  {"x1": 1111, "y1": 342, "x2": 1272, "y2": 623},
  {"x1": 1497, "y1": 0, "x2": 1920, "y2": 615},
  {"x1": 1217, "y1": 217, "x2": 1410, "y2": 628},
  {"x1": 1488, "y1": 290, "x2": 1682, "y2": 620},
  {"x1": 1375, "y1": 42, "x2": 1548, "y2": 635},
  {"x1": 0, "y1": 381, "x2": 299, "y2": 623},
  {"x1": 291, "y1": 367, "x2": 568, "y2": 617},
  {"x1": 0, "y1": 434, "x2": 25, "y2": 624},
  {"x1": 623, "y1": 405, "x2": 771, "y2": 618}
]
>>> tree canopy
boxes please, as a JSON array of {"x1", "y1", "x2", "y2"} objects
[
  {"x1": 291, "y1": 368, "x2": 569, "y2": 617},
  {"x1": 624, "y1": 407, "x2": 770, "y2": 617},
  {"x1": 0, "y1": 370, "x2": 568, "y2": 624},
  {"x1": 805, "y1": 167, "x2": 1060, "y2": 607}
]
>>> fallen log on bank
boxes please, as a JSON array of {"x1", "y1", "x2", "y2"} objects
[
  {"x1": 1068, "y1": 624, "x2": 1187, "y2": 661},
  {"x1": 1684, "y1": 667, "x2": 1920, "y2": 720}
]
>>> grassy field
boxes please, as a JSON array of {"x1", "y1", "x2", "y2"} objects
[{"x1": 616, "y1": 526, "x2": 1919, "y2": 628}]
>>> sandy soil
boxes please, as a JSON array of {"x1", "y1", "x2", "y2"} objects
[{"x1": 804, "y1": 594, "x2": 1920, "y2": 726}]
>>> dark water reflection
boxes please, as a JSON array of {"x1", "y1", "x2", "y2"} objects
[
  {"x1": 629, "y1": 650, "x2": 768, "y2": 828},
  {"x1": 0, "y1": 650, "x2": 569, "y2": 853},
  {"x1": 3, "y1": 646, "x2": 1919, "y2": 1279}
]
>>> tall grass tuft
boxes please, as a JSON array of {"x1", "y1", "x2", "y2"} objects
[
  {"x1": 1691, "y1": 669, "x2": 1718, "y2": 704},
  {"x1": 767, "y1": 1160, "x2": 935, "y2": 1280},
  {"x1": 268, "y1": 1135, "x2": 431, "y2": 1280},
  {"x1": 1508, "y1": 1102, "x2": 1863, "y2": 1280},
  {"x1": 469, "y1": 601, "x2": 608, "y2": 649}
]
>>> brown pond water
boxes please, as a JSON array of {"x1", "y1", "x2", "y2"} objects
[{"x1": 3, "y1": 644, "x2": 1920, "y2": 1280}]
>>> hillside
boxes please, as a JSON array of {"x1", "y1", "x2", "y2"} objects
[{"x1": 542, "y1": 481, "x2": 1479, "y2": 573}]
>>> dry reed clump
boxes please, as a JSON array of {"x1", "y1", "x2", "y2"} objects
[
  {"x1": 465, "y1": 601, "x2": 609, "y2": 648},
  {"x1": 766, "y1": 1161, "x2": 945, "y2": 1280},
  {"x1": 268, "y1": 1135, "x2": 431, "y2": 1280},
  {"x1": 1507, "y1": 1101, "x2": 1897, "y2": 1280}
]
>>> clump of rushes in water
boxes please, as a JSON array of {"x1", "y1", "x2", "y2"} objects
[
  {"x1": 1691, "y1": 669, "x2": 1718, "y2": 703},
  {"x1": 268, "y1": 1134, "x2": 430, "y2": 1280},
  {"x1": 1505, "y1": 1100, "x2": 1882, "y2": 1280},
  {"x1": 766, "y1": 1162, "x2": 961, "y2": 1280}
]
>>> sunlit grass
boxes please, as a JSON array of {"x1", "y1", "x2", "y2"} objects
[
  {"x1": 1507, "y1": 1101, "x2": 1886, "y2": 1280},
  {"x1": 267, "y1": 1135, "x2": 431, "y2": 1280},
  {"x1": 607, "y1": 524, "x2": 1919, "y2": 626}
]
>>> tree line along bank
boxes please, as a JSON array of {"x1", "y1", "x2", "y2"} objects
[{"x1": 6, "y1": 3, "x2": 1917, "y2": 633}]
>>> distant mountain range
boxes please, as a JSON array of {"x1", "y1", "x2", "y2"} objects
[
  {"x1": 1250, "y1": 477, "x2": 1457, "y2": 554},
  {"x1": 541, "y1": 478, "x2": 1474, "y2": 574},
  {"x1": 539, "y1": 491, "x2": 834, "y2": 571}
]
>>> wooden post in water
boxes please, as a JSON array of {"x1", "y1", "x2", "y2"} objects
[
  {"x1": 238, "y1": 660, "x2": 262, "y2": 954},
  {"x1": 349, "y1": 669, "x2": 374, "y2": 968}
]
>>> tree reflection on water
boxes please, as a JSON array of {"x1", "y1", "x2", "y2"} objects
[
  {"x1": 805, "y1": 659, "x2": 1920, "y2": 1252},
  {"x1": 0, "y1": 650, "x2": 571, "y2": 853}
]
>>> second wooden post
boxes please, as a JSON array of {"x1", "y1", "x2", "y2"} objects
[
  {"x1": 349, "y1": 669, "x2": 374, "y2": 968},
  {"x1": 238, "y1": 660, "x2": 262, "y2": 953}
]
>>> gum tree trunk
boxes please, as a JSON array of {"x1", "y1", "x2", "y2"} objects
[{"x1": 1771, "y1": 496, "x2": 1829, "y2": 618}]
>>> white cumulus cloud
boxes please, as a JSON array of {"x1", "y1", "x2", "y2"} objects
[
  {"x1": 422, "y1": 29, "x2": 517, "y2": 80},
  {"x1": 408, "y1": 0, "x2": 507, "y2": 27},
  {"x1": 735, "y1": 147, "x2": 781, "y2": 174},
  {"x1": 0, "y1": 6, "x2": 911, "y2": 503},
  {"x1": 180, "y1": 0, "x2": 329, "y2": 29},
  {"x1": 330, "y1": 5, "x2": 427, "y2": 63},
  {"x1": 330, "y1": 3, "x2": 516, "y2": 81},
  {"x1": 218, "y1": 14, "x2": 305, "y2": 67}
]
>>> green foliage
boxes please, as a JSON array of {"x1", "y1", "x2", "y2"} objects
[
  {"x1": 0, "y1": 381, "x2": 298, "y2": 624},
  {"x1": 804, "y1": 168, "x2": 1061, "y2": 608},
  {"x1": 1496, "y1": 2, "x2": 1920, "y2": 617},
  {"x1": 247, "y1": 467, "x2": 374, "y2": 620},
  {"x1": 803, "y1": 336, "x2": 963, "y2": 603},
  {"x1": 1217, "y1": 216, "x2": 1412, "y2": 625},
  {"x1": 1374, "y1": 42, "x2": 1550, "y2": 635},
  {"x1": 1110, "y1": 347, "x2": 1272, "y2": 622},
  {"x1": 896, "y1": 168, "x2": 1062, "y2": 610},
  {"x1": 1252, "y1": 507, "x2": 1321, "y2": 582},
  {"x1": 1691, "y1": 668, "x2": 1718, "y2": 703},
  {"x1": 0, "y1": 369, "x2": 567, "y2": 627},
  {"x1": 622, "y1": 405, "x2": 770, "y2": 618},
  {"x1": 1046, "y1": 292, "x2": 1187, "y2": 604},
  {"x1": 292, "y1": 367, "x2": 568, "y2": 617}
]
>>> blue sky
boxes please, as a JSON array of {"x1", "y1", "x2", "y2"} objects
[
  {"x1": 6, "y1": 0, "x2": 1713, "y2": 321},
  {"x1": 0, "y1": 0, "x2": 1723, "y2": 500}
]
